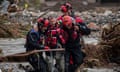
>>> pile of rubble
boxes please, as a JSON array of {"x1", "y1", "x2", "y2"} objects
[
  {"x1": 43, "y1": 9, "x2": 120, "y2": 26},
  {"x1": 40, "y1": 0, "x2": 97, "y2": 11},
  {"x1": 0, "y1": 63, "x2": 32, "y2": 72},
  {"x1": 0, "y1": 16, "x2": 31, "y2": 38},
  {"x1": 44, "y1": 8, "x2": 120, "y2": 25},
  {"x1": 100, "y1": 23, "x2": 120, "y2": 64},
  {"x1": 78, "y1": 9, "x2": 120, "y2": 25},
  {"x1": 82, "y1": 23, "x2": 120, "y2": 68}
]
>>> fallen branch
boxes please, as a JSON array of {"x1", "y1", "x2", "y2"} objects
[{"x1": 0, "y1": 48, "x2": 65, "y2": 62}]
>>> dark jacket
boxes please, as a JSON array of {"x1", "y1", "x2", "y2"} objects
[
  {"x1": 77, "y1": 22, "x2": 91, "y2": 35},
  {"x1": 25, "y1": 29, "x2": 43, "y2": 51}
]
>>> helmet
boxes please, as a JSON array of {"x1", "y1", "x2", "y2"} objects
[
  {"x1": 63, "y1": 15, "x2": 72, "y2": 27},
  {"x1": 37, "y1": 18, "x2": 49, "y2": 27},
  {"x1": 44, "y1": 19, "x2": 49, "y2": 27},
  {"x1": 60, "y1": 5, "x2": 68, "y2": 12},
  {"x1": 60, "y1": 3, "x2": 72, "y2": 12},
  {"x1": 75, "y1": 17, "x2": 83, "y2": 23}
]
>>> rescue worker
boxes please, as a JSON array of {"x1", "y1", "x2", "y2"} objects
[
  {"x1": 24, "y1": 18, "x2": 49, "y2": 72},
  {"x1": 60, "y1": 16, "x2": 91, "y2": 72},
  {"x1": 44, "y1": 17, "x2": 57, "y2": 72},
  {"x1": 57, "y1": 3, "x2": 88, "y2": 71},
  {"x1": 57, "y1": 2, "x2": 75, "y2": 21},
  {"x1": 46, "y1": 17, "x2": 58, "y2": 56},
  {"x1": 45, "y1": 17, "x2": 64, "y2": 72}
]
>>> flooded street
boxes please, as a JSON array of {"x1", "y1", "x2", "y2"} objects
[
  {"x1": 0, "y1": 37, "x2": 117, "y2": 72},
  {"x1": 0, "y1": 0, "x2": 120, "y2": 71},
  {"x1": 0, "y1": 37, "x2": 98, "y2": 56},
  {"x1": 0, "y1": 37, "x2": 108, "y2": 72},
  {"x1": 0, "y1": 35, "x2": 118, "y2": 72},
  {"x1": 0, "y1": 38, "x2": 32, "y2": 72},
  {"x1": 0, "y1": 38, "x2": 25, "y2": 56}
]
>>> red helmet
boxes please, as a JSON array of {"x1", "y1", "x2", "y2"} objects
[
  {"x1": 43, "y1": 19, "x2": 49, "y2": 27},
  {"x1": 60, "y1": 5, "x2": 68, "y2": 12},
  {"x1": 75, "y1": 17, "x2": 83, "y2": 23},
  {"x1": 63, "y1": 15, "x2": 72, "y2": 27},
  {"x1": 60, "y1": 3, "x2": 72, "y2": 12},
  {"x1": 37, "y1": 18, "x2": 49, "y2": 27}
]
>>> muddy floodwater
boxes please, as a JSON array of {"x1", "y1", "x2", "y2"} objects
[
  {"x1": 0, "y1": 38, "x2": 25, "y2": 56},
  {"x1": 0, "y1": 37, "x2": 98, "y2": 56},
  {"x1": 0, "y1": 38, "x2": 32, "y2": 72},
  {"x1": 0, "y1": 38, "x2": 116, "y2": 72}
]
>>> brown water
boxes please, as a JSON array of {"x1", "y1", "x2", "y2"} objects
[{"x1": 0, "y1": 38, "x2": 116, "y2": 72}]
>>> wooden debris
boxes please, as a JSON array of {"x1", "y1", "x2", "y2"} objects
[{"x1": 82, "y1": 23, "x2": 120, "y2": 68}]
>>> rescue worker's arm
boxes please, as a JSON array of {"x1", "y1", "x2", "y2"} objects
[
  {"x1": 56, "y1": 29, "x2": 66, "y2": 48},
  {"x1": 28, "y1": 33, "x2": 44, "y2": 50},
  {"x1": 77, "y1": 22, "x2": 91, "y2": 35}
]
